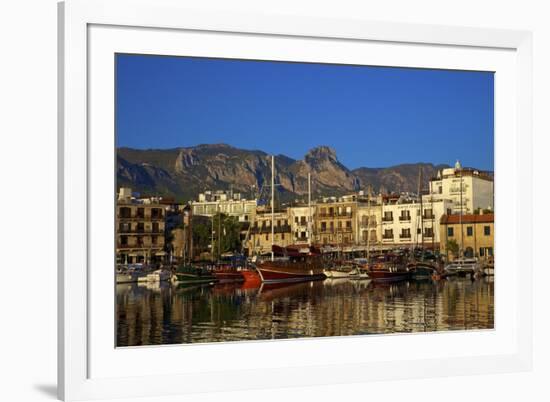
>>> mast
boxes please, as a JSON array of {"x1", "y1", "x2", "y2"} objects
[
  {"x1": 271, "y1": 155, "x2": 275, "y2": 262},
  {"x1": 459, "y1": 164, "x2": 463, "y2": 258},
  {"x1": 418, "y1": 167, "x2": 424, "y2": 260},
  {"x1": 366, "y1": 185, "x2": 371, "y2": 262},
  {"x1": 308, "y1": 173, "x2": 312, "y2": 247}
]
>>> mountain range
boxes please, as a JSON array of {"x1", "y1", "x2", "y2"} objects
[{"x1": 117, "y1": 144, "x2": 450, "y2": 202}]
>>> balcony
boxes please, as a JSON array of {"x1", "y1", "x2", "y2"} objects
[
  {"x1": 423, "y1": 233, "x2": 434, "y2": 238},
  {"x1": 382, "y1": 217, "x2": 393, "y2": 223},
  {"x1": 117, "y1": 230, "x2": 165, "y2": 235},
  {"x1": 382, "y1": 235, "x2": 394, "y2": 240},
  {"x1": 399, "y1": 216, "x2": 411, "y2": 222},
  {"x1": 399, "y1": 233, "x2": 411, "y2": 239},
  {"x1": 422, "y1": 214, "x2": 436, "y2": 220}
]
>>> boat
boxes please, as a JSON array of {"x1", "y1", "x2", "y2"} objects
[
  {"x1": 323, "y1": 262, "x2": 355, "y2": 278},
  {"x1": 213, "y1": 267, "x2": 245, "y2": 283},
  {"x1": 175, "y1": 265, "x2": 217, "y2": 284},
  {"x1": 444, "y1": 258, "x2": 482, "y2": 276},
  {"x1": 240, "y1": 268, "x2": 261, "y2": 284},
  {"x1": 483, "y1": 258, "x2": 494, "y2": 276},
  {"x1": 255, "y1": 157, "x2": 325, "y2": 283},
  {"x1": 256, "y1": 244, "x2": 327, "y2": 283},
  {"x1": 115, "y1": 263, "x2": 150, "y2": 283},
  {"x1": 145, "y1": 269, "x2": 172, "y2": 282},
  {"x1": 367, "y1": 253, "x2": 411, "y2": 282},
  {"x1": 407, "y1": 260, "x2": 439, "y2": 279}
]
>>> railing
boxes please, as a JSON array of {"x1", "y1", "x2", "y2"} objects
[
  {"x1": 117, "y1": 230, "x2": 165, "y2": 235},
  {"x1": 423, "y1": 233, "x2": 434, "y2": 238},
  {"x1": 249, "y1": 225, "x2": 291, "y2": 234},
  {"x1": 422, "y1": 214, "x2": 436, "y2": 220},
  {"x1": 382, "y1": 217, "x2": 393, "y2": 222},
  {"x1": 117, "y1": 215, "x2": 165, "y2": 221},
  {"x1": 399, "y1": 233, "x2": 411, "y2": 239},
  {"x1": 399, "y1": 216, "x2": 411, "y2": 221},
  {"x1": 382, "y1": 235, "x2": 394, "y2": 240}
]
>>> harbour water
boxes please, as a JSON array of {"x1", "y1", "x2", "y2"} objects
[{"x1": 116, "y1": 277, "x2": 494, "y2": 347}]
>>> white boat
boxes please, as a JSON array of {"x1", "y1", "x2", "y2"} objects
[
  {"x1": 348, "y1": 267, "x2": 370, "y2": 280},
  {"x1": 444, "y1": 258, "x2": 481, "y2": 275},
  {"x1": 145, "y1": 269, "x2": 172, "y2": 282}
]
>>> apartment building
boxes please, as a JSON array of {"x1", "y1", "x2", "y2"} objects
[
  {"x1": 440, "y1": 213, "x2": 494, "y2": 260},
  {"x1": 116, "y1": 187, "x2": 166, "y2": 264}
]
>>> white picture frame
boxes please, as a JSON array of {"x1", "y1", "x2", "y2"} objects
[{"x1": 58, "y1": 0, "x2": 533, "y2": 400}]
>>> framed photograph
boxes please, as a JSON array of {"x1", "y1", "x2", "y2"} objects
[{"x1": 58, "y1": 0, "x2": 533, "y2": 400}]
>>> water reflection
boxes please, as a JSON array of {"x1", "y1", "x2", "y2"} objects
[{"x1": 116, "y1": 277, "x2": 494, "y2": 346}]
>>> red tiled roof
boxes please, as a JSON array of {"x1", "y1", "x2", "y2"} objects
[{"x1": 440, "y1": 214, "x2": 494, "y2": 224}]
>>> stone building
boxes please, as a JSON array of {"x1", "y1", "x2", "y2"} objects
[
  {"x1": 116, "y1": 188, "x2": 166, "y2": 264},
  {"x1": 314, "y1": 195, "x2": 357, "y2": 246},
  {"x1": 246, "y1": 209, "x2": 292, "y2": 255}
]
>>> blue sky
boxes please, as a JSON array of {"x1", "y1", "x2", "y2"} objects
[{"x1": 116, "y1": 54, "x2": 494, "y2": 170}]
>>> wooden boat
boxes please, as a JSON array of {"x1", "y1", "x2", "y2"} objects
[
  {"x1": 256, "y1": 245, "x2": 326, "y2": 283},
  {"x1": 240, "y1": 269, "x2": 261, "y2": 284},
  {"x1": 213, "y1": 268, "x2": 245, "y2": 283},
  {"x1": 367, "y1": 254, "x2": 410, "y2": 282},
  {"x1": 407, "y1": 261, "x2": 439, "y2": 279},
  {"x1": 175, "y1": 265, "x2": 217, "y2": 284}
]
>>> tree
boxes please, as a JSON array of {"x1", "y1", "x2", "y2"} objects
[
  {"x1": 446, "y1": 239, "x2": 459, "y2": 259},
  {"x1": 212, "y1": 213, "x2": 243, "y2": 258}
]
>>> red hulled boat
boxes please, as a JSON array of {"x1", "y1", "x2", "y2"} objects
[{"x1": 255, "y1": 245, "x2": 326, "y2": 283}]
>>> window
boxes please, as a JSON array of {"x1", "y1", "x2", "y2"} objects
[
  {"x1": 136, "y1": 208, "x2": 145, "y2": 218},
  {"x1": 295, "y1": 217, "x2": 299, "y2": 223},
  {"x1": 300, "y1": 216, "x2": 306, "y2": 225},
  {"x1": 362, "y1": 216, "x2": 368, "y2": 226},
  {"x1": 281, "y1": 233, "x2": 285, "y2": 240},
  {"x1": 151, "y1": 236, "x2": 157, "y2": 245},
  {"x1": 417, "y1": 228, "x2": 421, "y2": 234},
  {"x1": 152, "y1": 222, "x2": 159, "y2": 233},
  {"x1": 448, "y1": 227, "x2": 454, "y2": 237},
  {"x1": 466, "y1": 226, "x2": 473, "y2": 236},
  {"x1": 321, "y1": 222, "x2": 327, "y2": 231},
  {"x1": 438, "y1": 186, "x2": 442, "y2": 194},
  {"x1": 120, "y1": 235, "x2": 128, "y2": 246},
  {"x1": 424, "y1": 227, "x2": 434, "y2": 237},
  {"x1": 383, "y1": 229, "x2": 393, "y2": 239},
  {"x1": 346, "y1": 220, "x2": 351, "y2": 229},
  {"x1": 484, "y1": 226, "x2": 491, "y2": 236},
  {"x1": 479, "y1": 248, "x2": 485, "y2": 257},
  {"x1": 265, "y1": 234, "x2": 269, "y2": 241},
  {"x1": 488, "y1": 247, "x2": 493, "y2": 256}
]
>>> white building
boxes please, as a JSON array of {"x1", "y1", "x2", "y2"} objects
[
  {"x1": 191, "y1": 190, "x2": 256, "y2": 223},
  {"x1": 380, "y1": 196, "x2": 453, "y2": 250},
  {"x1": 289, "y1": 205, "x2": 313, "y2": 244},
  {"x1": 428, "y1": 161, "x2": 493, "y2": 214}
]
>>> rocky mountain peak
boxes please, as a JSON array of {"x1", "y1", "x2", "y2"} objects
[{"x1": 305, "y1": 146, "x2": 338, "y2": 163}]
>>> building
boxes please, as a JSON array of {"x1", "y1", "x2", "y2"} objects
[
  {"x1": 314, "y1": 196, "x2": 357, "y2": 246},
  {"x1": 288, "y1": 205, "x2": 313, "y2": 244},
  {"x1": 116, "y1": 187, "x2": 167, "y2": 264},
  {"x1": 190, "y1": 190, "x2": 256, "y2": 223},
  {"x1": 356, "y1": 199, "x2": 382, "y2": 246},
  {"x1": 169, "y1": 204, "x2": 193, "y2": 263},
  {"x1": 440, "y1": 213, "x2": 494, "y2": 260},
  {"x1": 246, "y1": 209, "x2": 292, "y2": 255},
  {"x1": 428, "y1": 160, "x2": 494, "y2": 215},
  {"x1": 379, "y1": 195, "x2": 453, "y2": 250}
]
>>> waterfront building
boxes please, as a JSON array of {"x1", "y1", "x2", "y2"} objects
[
  {"x1": 289, "y1": 205, "x2": 313, "y2": 244},
  {"x1": 247, "y1": 209, "x2": 292, "y2": 255},
  {"x1": 169, "y1": 204, "x2": 193, "y2": 263},
  {"x1": 379, "y1": 195, "x2": 453, "y2": 250},
  {"x1": 190, "y1": 190, "x2": 256, "y2": 223},
  {"x1": 314, "y1": 196, "x2": 357, "y2": 246},
  {"x1": 116, "y1": 187, "x2": 167, "y2": 264},
  {"x1": 428, "y1": 160, "x2": 493, "y2": 215},
  {"x1": 439, "y1": 213, "x2": 494, "y2": 260},
  {"x1": 356, "y1": 200, "x2": 382, "y2": 246}
]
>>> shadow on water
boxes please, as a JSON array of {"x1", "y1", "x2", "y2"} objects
[{"x1": 116, "y1": 277, "x2": 494, "y2": 346}]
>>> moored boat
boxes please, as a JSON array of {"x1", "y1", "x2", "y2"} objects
[
  {"x1": 444, "y1": 258, "x2": 481, "y2": 276},
  {"x1": 256, "y1": 245, "x2": 326, "y2": 283},
  {"x1": 367, "y1": 253, "x2": 410, "y2": 282},
  {"x1": 175, "y1": 265, "x2": 217, "y2": 284}
]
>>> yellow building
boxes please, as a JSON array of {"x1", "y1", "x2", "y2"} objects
[
  {"x1": 440, "y1": 213, "x2": 494, "y2": 260},
  {"x1": 315, "y1": 197, "x2": 357, "y2": 246},
  {"x1": 247, "y1": 210, "x2": 292, "y2": 255}
]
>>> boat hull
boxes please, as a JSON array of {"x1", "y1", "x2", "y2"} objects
[
  {"x1": 256, "y1": 262, "x2": 326, "y2": 283},
  {"x1": 367, "y1": 270, "x2": 410, "y2": 282}
]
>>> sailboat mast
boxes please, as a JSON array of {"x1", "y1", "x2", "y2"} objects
[
  {"x1": 271, "y1": 155, "x2": 275, "y2": 262},
  {"x1": 366, "y1": 186, "x2": 371, "y2": 262},
  {"x1": 419, "y1": 167, "x2": 424, "y2": 257},
  {"x1": 308, "y1": 173, "x2": 312, "y2": 247}
]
